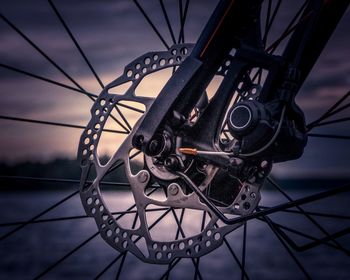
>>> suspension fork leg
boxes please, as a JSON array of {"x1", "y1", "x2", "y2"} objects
[{"x1": 132, "y1": 0, "x2": 262, "y2": 154}]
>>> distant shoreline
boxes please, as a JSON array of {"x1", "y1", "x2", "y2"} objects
[{"x1": 1, "y1": 158, "x2": 349, "y2": 191}]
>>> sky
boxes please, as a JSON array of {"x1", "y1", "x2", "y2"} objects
[{"x1": 0, "y1": 0, "x2": 349, "y2": 178}]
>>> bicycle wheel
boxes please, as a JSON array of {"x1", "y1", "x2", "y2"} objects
[{"x1": 0, "y1": 0, "x2": 349, "y2": 279}]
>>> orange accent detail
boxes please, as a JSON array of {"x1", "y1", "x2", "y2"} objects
[
  {"x1": 200, "y1": 0, "x2": 235, "y2": 58},
  {"x1": 178, "y1": 147, "x2": 198, "y2": 155}
]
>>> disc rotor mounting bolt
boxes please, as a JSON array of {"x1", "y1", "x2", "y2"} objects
[
  {"x1": 169, "y1": 184, "x2": 179, "y2": 196},
  {"x1": 164, "y1": 156, "x2": 179, "y2": 170},
  {"x1": 133, "y1": 134, "x2": 144, "y2": 149},
  {"x1": 148, "y1": 139, "x2": 161, "y2": 155},
  {"x1": 138, "y1": 171, "x2": 149, "y2": 183}
]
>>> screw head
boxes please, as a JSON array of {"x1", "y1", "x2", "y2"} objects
[
  {"x1": 133, "y1": 134, "x2": 144, "y2": 149},
  {"x1": 168, "y1": 184, "x2": 179, "y2": 196},
  {"x1": 148, "y1": 139, "x2": 160, "y2": 154},
  {"x1": 164, "y1": 156, "x2": 179, "y2": 171},
  {"x1": 138, "y1": 171, "x2": 149, "y2": 183}
]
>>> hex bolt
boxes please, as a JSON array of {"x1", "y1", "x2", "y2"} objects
[
  {"x1": 164, "y1": 156, "x2": 179, "y2": 171},
  {"x1": 138, "y1": 171, "x2": 149, "y2": 183},
  {"x1": 168, "y1": 184, "x2": 179, "y2": 196},
  {"x1": 133, "y1": 134, "x2": 144, "y2": 149},
  {"x1": 148, "y1": 139, "x2": 160, "y2": 155}
]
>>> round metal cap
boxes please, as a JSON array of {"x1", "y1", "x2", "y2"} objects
[{"x1": 229, "y1": 105, "x2": 252, "y2": 130}]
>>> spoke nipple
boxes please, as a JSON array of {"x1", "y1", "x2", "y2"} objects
[
  {"x1": 178, "y1": 147, "x2": 197, "y2": 155},
  {"x1": 138, "y1": 170, "x2": 149, "y2": 183}
]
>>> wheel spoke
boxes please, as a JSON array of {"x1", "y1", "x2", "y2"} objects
[
  {"x1": 117, "y1": 102, "x2": 145, "y2": 114},
  {"x1": 159, "y1": 0, "x2": 176, "y2": 45},
  {"x1": 0, "y1": 15, "x2": 129, "y2": 133},
  {"x1": 258, "y1": 212, "x2": 311, "y2": 279},
  {"x1": 266, "y1": 9, "x2": 313, "y2": 54},
  {"x1": 193, "y1": 258, "x2": 200, "y2": 280},
  {"x1": 200, "y1": 211, "x2": 207, "y2": 231},
  {"x1": 166, "y1": 207, "x2": 184, "y2": 278},
  {"x1": 178, "y1": 0, "x2": 190, "y2": 44},
  {"x1": 1, "y1": 64, "x2": 130, "y2": 136},
  {"x1": 261, "y1": 207, "x2": 350, "y2": 220},
  {"x1": 0, "y1": 13, "x2": 83, "y2": 91},
  {"x1": 0, "y1": 170, "x2": 145, "y2": 237},
  {"x1": 0, "y1": 175, "x2": 129, "y2": 186},
  {"x1": 0, "y1": 68, "x2": 132, "y2": 134},
  {"x1": 321, "y1": 91, "x2": 350, "y2": 117},
  {"x1": 308, "y1": 116, "x2": 350, "y2": 129},
  {"x1": 161, "y1": 186, "x2": 199, "y2": 280},
  {"x1": 308, "y1": 133, "x2": 350, "y2": 140},
  {"x1": 307, "y1": 91, "x2": 350, "y2": 129},
  {"x1": 34, "y1": 188, "x2": 157, "y2": 279},
  {"x1": 0, "y1": 190, "x2": 79, "y2": 242},
  {"x1": 115, "y1": 253, "x2": 127, "y2": 280},
  {"x1": 325, "y1": 102, "x2": 350, "y2": 120},
  {"x1": 257, "y1": 216, "x2": 350, "y2": 255},
  {"x1": 0, "y1": 207, "x2": 169, "y2": 228},
  {"x1": 211, "y1": 220, "x2": 250, "y2": 279},
  {"x1": 241, "y1": 222, "x2": 247, "y2": 280},
  {"x1": 175, "y1": 208, "x2": 185, "y2": 240},
  {"x1": 33, "y1": 231, "x2": 100, "y2": 280},
  {"x1": 169, "y1": 207, "x2": 203, "y2": 280},
  {"x1": 223, "y1": 238, "x2": 250, "y2": 280},
  {"x1": 106, "y1": 150, "x2": 142, "y2": 176},
  {"x1": 0, "y1": 115, "x2": 127, "y2": 134},
  {"x1": 48, "y1": 0, "x2": 104, "y2": 89},
  {"x1": 262, "y1": 0, "x2": 282, "y2": 48},
  {"x1": 116, "y1": 211, "x2": 139, "y2": 280},
  {"x1": 0, "y1": 63, "x2": 97, "y2": 98},
  {"x1": 159, "y1": 258, "x2": 181, "y2": 279},
  {"x1": 171, "y1": 209, "x2": 186, "y2": 238},
  {"x1": 262, "y1": 0, "x2": 272, "y2": 48},
  {"x1": 267, "y1": 177, "x2": 347, "y2": 253},
  {"x1": 250, "y1": 68, "x2": 262, "y2": 85},
  {"x1": 193, "y1": 212, "x2": 206, "y2": 280},
  {"x1": 133, "y1": 0, "x2": 170, "y2": 50},
  {"x1": 0, "y1": 214, "x2": 91, "y2": 227},
  {"x1": 225, "y1": 183, "x2": 350, "y2": 225},
  {"x1": 108, "y1": 112, "x2": 130, "y2": 134},
  {"x1": 0, "y1": 64, "x2": 133, "y2": 134},
  {"x1": 115, "y1": 105, "x2": 132, "y2": 132},
  {"x1": 178, "y1": 0, "x2": 184, "y2": 44},
  {"x1": 192, "y1": 258, "x2": 203, "y2": 280},
  {"x1": 292, "y1": 227, "x2": 350, "y2": 253},
  {"x1": 265, "y1": 0, "x2": 308, "y2": 52},
  {"x1": 93, "y1": 253, "x2": 125, "y2": 280}
]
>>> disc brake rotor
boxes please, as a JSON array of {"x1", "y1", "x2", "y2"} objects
[{"x1": 78, "y1": 44, "x2": 262, "y2": 264}]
